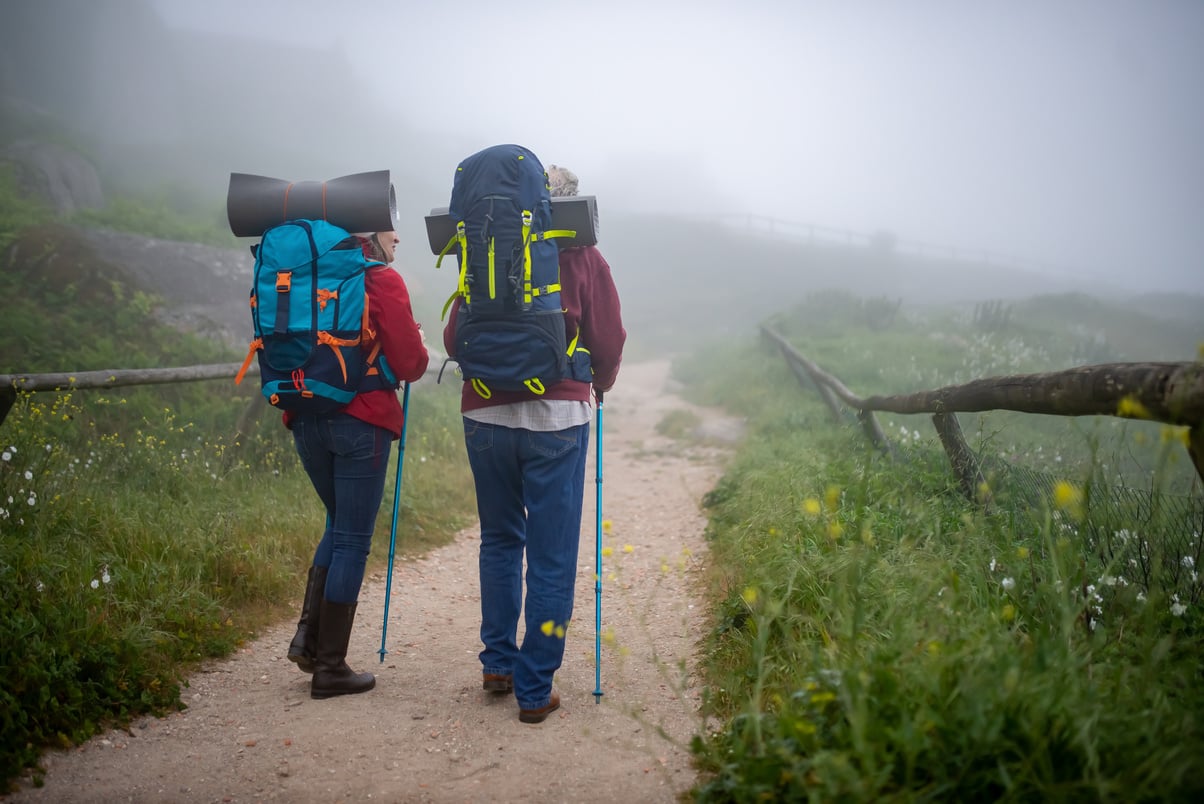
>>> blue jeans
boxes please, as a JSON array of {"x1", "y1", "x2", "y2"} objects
[
  {"x1": 291, "y1": 413, "x2": 392, "y2": 604},
  {"x1": 463, "y1": 419, "x2": 589, "y2": 711}
]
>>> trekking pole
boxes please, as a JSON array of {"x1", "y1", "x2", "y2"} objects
[
  {"x1": 593, "y1": 392, "x2": 604, "y2": 702},
  {"x1": 379, "y1": 382, "x2": 411, "y2": 663}
]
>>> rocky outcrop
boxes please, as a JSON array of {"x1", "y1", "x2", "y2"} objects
[
  {"x1": 76, "y1": 227, "x2": 253, "y2": 350},
  {"x1": 1, "y1": 140, "x2": 104, "y2": 214}
]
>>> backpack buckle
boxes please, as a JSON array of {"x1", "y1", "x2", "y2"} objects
[{"x1": 276, "y1": 271, "x2": 292, "y2": 292}]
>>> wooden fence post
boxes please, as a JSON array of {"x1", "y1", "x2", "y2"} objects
[
  {"x1": 0, "y1": 387, "x2": 14, "y2": 427},
  {"x1": 932, "y1": 412, "x2": 990, "y2": 507},
  {"x1": 858, "y1": 410, "x2": 894, "y2": 458}
]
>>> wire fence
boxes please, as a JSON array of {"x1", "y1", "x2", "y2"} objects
[{"x1": 990, "y1": 457, "x2": 1204, "y2": 605}]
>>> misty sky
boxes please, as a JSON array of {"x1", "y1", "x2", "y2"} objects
[{"x1": 152, "y1": 0, "x2": 1203, "y2": 294}]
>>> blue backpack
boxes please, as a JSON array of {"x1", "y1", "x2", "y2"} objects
[
  {"x1": 235, "y1": 219, "x2": 396, "y2": 411},
  {"x1": 437, "y1": 144, "x2": 591, "y2": 398}
]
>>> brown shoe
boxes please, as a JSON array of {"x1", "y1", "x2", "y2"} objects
[
  {"x1": 482, "y1": 673, "x2": 513, "y2": 693},
  {"x1": 519, "y1": 691, "x2": 560, "y2": 724}
]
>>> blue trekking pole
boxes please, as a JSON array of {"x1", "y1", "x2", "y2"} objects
[
  {"x1": 593, "y1": 392, "x2": 604, "y2": 702},
  {"x1": 379, "y1": 382, "x2": 411, "y2": 662}
]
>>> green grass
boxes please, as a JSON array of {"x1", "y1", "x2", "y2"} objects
[{"x1": 681, "y1": 295, "x2": 1204, "y2": 802}]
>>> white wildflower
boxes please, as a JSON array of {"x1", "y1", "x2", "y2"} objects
[
  {"x1": 1170, "y1": 596, "x2": 1187, "y2": 617},
  {"x1": 35, "y1": 580, "x2": 44, "y2": 592},
  {"x1": 90, "y1": 579, "x2": 99, "y2": 589},
  {"x1": 101, "y1": 568, "x2": 111, "y2": 585},
  {"x1": 1001, "y1": 577, "x2": 1015, "y2": 590},
  {"x1": 989, "y1": 558, "x2": 998, "y2": 572},
  {"x1": 1, "y1": 451, "x2": 10, "y2": 462},
  {"x1": 1182, "y1": 556, "x2": 1195, "y2": 570},
  {"x1": 26, "y1": 495, "x2": 36, "y2": 506},
  {"x1": 23, "y1": 470, "x2": 32, "y2": 480}
]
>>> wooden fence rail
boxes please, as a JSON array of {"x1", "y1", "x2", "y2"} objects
[
  {"x1": 760, "y1": 325, "x2": 1204, "y2": 495},
  {"x1": 0, "y1": 358, "x2": 445, "y2": 430},
  {"x1": 0, "y1": 363, "x2": 258, "y2": 426}
]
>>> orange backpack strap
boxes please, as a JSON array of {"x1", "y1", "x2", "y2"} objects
[{"x1": 235, "y1": 337, "x2": 262, "y2": 385}]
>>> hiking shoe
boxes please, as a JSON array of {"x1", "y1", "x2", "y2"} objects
[
  {"x1": 482, "y1": 673, "x2": 513, "y2": 693},
  {"x1": 519, "y1": 691, "x2": 561, "y2": 724}
]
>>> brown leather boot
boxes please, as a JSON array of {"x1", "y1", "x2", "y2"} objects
[
  {"x1": 310, "y1": 599, "x2": 375, "y2": 699},
  {"x1": 287, "y1": 565, "x2": 327, "y2": 673}
]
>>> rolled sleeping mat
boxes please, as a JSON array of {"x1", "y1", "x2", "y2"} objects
[
  {"x1": 227, "y1": 170, "x2": 398, "y2": 238},
  {"x1": 424, "y1": 195, "x2": 599, "y2": 255}
]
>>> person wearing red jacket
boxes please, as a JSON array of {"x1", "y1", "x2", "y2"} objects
[
  {"x1": 285, "y1": 229, "x2": 429, "y2": 700},
  {"x1": 442, "y1": 164, "x2": 626, "y2": 723}
]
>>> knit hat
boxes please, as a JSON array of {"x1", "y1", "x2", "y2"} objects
[{"x1": 546, "y1": 164, "x2": 579, "y2": 198}]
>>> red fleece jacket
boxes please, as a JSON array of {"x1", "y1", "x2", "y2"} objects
[
  {"x1": 284, "y1": 264, "x2": 429, "y2": 438},
  {"x1": 442, "y1": 244, "x2": 626, "y2": 413}
]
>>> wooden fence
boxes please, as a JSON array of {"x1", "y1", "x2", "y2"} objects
[
  {"x1": 0, "y1": 358, "x2": 445, "y2": 433},
  {"x1": 759, "y1": 325, "x2": 1204, "y2": 497}
]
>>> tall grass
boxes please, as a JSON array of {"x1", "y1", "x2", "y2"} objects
[{"x1": 682, "y1": 299, "x2": 1204, "y2": 802}]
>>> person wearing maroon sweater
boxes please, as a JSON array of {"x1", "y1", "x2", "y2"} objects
[
  {"x1": 285, "y1": 229, "x2": 429, "y2": 700},
  {"x1": 442, "y1": 164, "x2": 626, "y2": 723}
]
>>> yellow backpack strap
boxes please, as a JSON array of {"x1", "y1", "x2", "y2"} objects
[
  {"x1": 435, "y1": 221, "x2": 466, "y2": 270},
  {"x1": 521, "y1": 210, "x2": 534, "y2": 304},
  {"x1": 566, "y1": 326, "x2": 581, "y2": 356},
  {"x1": 471, "y1": 378, "x2": 492, "y2": 399},
  {"x1": 523, "y1": 378, "x2": 547, "y2": 395},
  {"x1": 533, "y1": 229, "x2": 577, "y2": 242},
  {"x1": 440, "y1": 288, "x2": 459, "y2": 321}
]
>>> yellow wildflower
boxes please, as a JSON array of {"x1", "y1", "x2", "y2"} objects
[
  {"x1": 1016, "y1": 546, "x2": 1029, "y2": 559},
  {"x1": 1002, "y1": 604, "x2": 1016, "y2": 622},
  {"x1": 741, "y1": 587, "x2": 758, "y2": 605},
  {"x1": 601, "y1": 546, "x2": 613, "y2": 557},
  {"x1": 1052, "y1": 480, "x2": 1084, "y2": 519},
  {"x1": 1160, "y1": 425, "x2": 1190, "y2": 448},
  {"x1": 622, "y1": 544, "x2": 634, "y2": 553},
  {"x1": 602, "y1": 519, "x2": 613, "y2": 533},
  {"x1": 824, "y1": 485, "x2": 841, "y2": 511},
  {"x1": 540, "y1": 620, "x2": 555, "y2": 636},
  {"x1": 802, "y1": 498, "x2": 821, "y2": 516},
  {"x1": 1117, "y1": 395, "x2": 1151, "y2": 419}
]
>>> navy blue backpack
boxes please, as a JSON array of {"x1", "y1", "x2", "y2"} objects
[
  {"x1": 236, "y1": 219, "x2": 396, "y2": 411},
  {"x1": 437, "y1": 144, "x2": 591, "y2": 398}
]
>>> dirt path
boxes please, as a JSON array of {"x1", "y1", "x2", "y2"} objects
[{"x1": 8, "y1": 359, "x2": 741, "y2": 804}]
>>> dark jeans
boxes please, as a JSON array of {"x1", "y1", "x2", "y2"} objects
[
  {"x1": 291, "y1": 413, "x2": 392, "y2": 604},
  {"x1": 463, "y1": 418, "x2": 589, "y2": 711}
]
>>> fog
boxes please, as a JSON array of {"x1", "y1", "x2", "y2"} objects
[{"x1": 4, "y1": 0, "x2": 1203, "y2": 298}]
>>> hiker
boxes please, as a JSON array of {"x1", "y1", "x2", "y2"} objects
[
  {"x1": 286, "y1": 228, "x2": 430, "y2": 699},
  {"x1": 442, "y1": 163, "x2": 626, "y2": 723}
]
